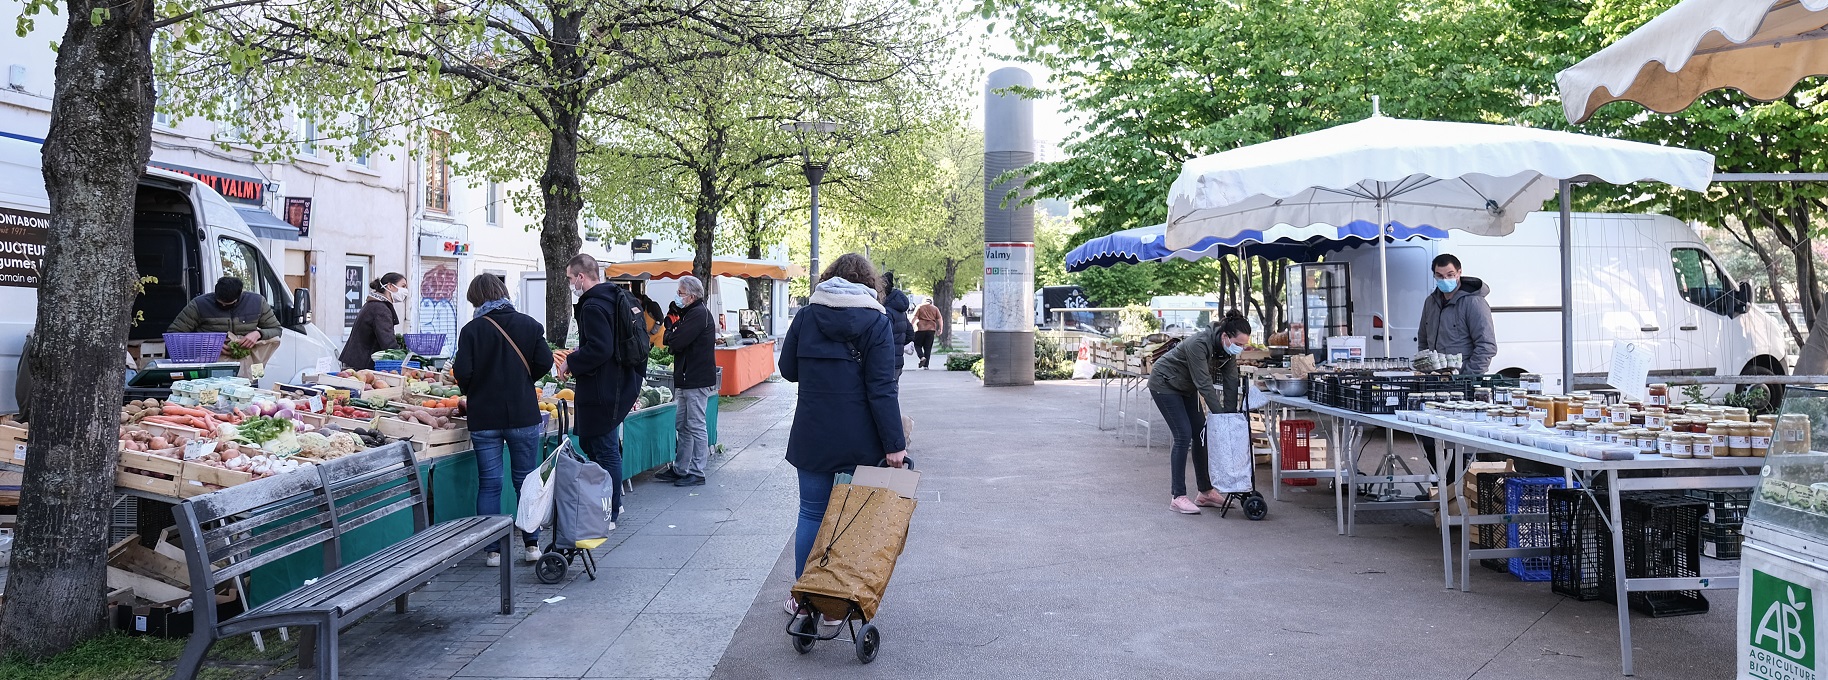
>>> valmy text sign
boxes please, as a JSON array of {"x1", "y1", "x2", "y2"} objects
[{"x1": 1743, "y1": 543, "x2": 1828, "y2": 680}]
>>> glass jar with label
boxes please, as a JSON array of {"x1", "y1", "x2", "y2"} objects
[
  {"x1": 1670, "y1": 434, "x2": 1694, "y2": 459},
  {"x1": 1521, "y1": 373, "x2": 1543, "y2": 394},
  {"x1": 1751, "y1": 422, "x2": 1774, "y2": 456},
  {"x1": 1707, "y1": 422, "x2": 1731, "y2": 454},
  {"x1": 1636, "y1": 430, "x2": 1660, "y2": 453},
  {"x1": 1726, "y1": 407, "x2": 1752, "y2": 423},
  {"x1": 1509, "y1": 389, "x2": 1528, "y2": 408},
  {"x1": 1643, "y1": 407, "x2": 1665, "y2": 429},
  {"x1": 1657, "y1": 431, "x2": 1675, "y2": 456},
  {"x1": 1556, "y1": 422, "x2": 1576, "y2": 438},
  {"x1": 1583, "y1": 400, "x2": 1604, "y2": 422},
  {"x1": 1571, "y1": 422, "x2": 1590, "y2": 440},
  {"x1": 1473, "y1": 387, "x2": 1493, "y2": 404},
  {"x1": 1608, "y1": 403, "x2": 1630, "y2": 425},
  {"x1": 1778, "y1": 414, "x2": 1812, "y2": 454},
  {"x1": 1647, "y1": 383, "x2": 1668, "y2": 406},
  {"x1": 1728, "y1": 423, "x2": 1752, "y2": 457},
  {"x1": 1693, "y1": 433, "x2": 1715, "y2": 458}
]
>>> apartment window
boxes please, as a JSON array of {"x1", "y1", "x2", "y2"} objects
[
  {"x1": 485, "y1": 181, "x2": 499, "y2": 224},
  {"x1": 353, "y1": 116, "x2": 371, "y2": 167},
  {"x1": 297, "y1": 115, "x2": 317, "y2": 156},
  {"x1": 425, "y1": 130, "x2": 450, "y2": 213}
]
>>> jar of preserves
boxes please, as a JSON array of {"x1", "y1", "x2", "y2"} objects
[
  {"x1": 1583, "y1": 400, "x2": 1604, "y2": 422},
  {"x1": 1728, "y1": 424, "x2": 1752, "y2": 457},
  {"x1": 1644, "y1": 407, "x2": 1666, "y2": 429},
  {"x1": 1474, "y1": 387, "x2": 1493, "y2": 404},
  {"x1": 1608, "y1": 403, "x2": 1630, "y2": 425},
  {"x1": 1556, "y1": 422, "x2": 1576, "y2": 438},
  {"x1": 1637, "y1": 430, "x2": 1660, "y2": 453},
  {"x1": 1572, "y1": 422, "x2": 1590, "y2": 440},
  {"x1": 1648, "y1": 383, "x2": 1669, "y2": 406},
  {"x1": 1759, "y1": 413, "x2": 1780, "y2": 427},
  {"x1": 1657, "y1": 431, "x2": 1676, "y2": 456},
  {"x1": 1779, "y1": 414, "x2": 1812, "y2": 455},
  {"x1": 1726, "y1": 407, "x2": 1752, "y2": 423},
  {"x1": 1602, "y1": 425, "x2": 1623, "y2": 444},
  {"x1": 1670, "y1": 434, "x2": 1694, "y2": 459},
  {"x1": 1707, "y1": 422, "x2": 1731, "y2": 454},
  {"x1": 1751, "y1": 422, "x2": 1774, "y2": 456},
  {"x1": 1629, "y1": 411, "x2": 1645, "y2": 426},
  {"x1": 1508, "y1": 389, "x2": 1526, "y2": 408},
  {"x1": 1693, "y1": 432, "x2": 1715, "y2": 458},
  {"x1": 1667, "y1": 404, "x2": 1688, "y2": 416},
  {"x1": 1522, "y1": 373, "x2": 1543, "y2": 394}
]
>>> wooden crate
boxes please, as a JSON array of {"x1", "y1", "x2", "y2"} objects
[
  {"x1": 304, "y1": 372, "x2": 366, "y2": 391},
  {"x1": 116, "y1": 450, "x2": 184, "y2": 498},
  {"x1": 0, "y1": 421, "x2": 27, "y2": 463},
  {"x1": 415, "y1": 439, "x2": 470, "y2": 461},
  {"x1": 177, "y1": 462, "x2": 254, "y2": 498}
]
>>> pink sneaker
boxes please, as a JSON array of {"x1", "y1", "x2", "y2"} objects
[
  {"x1": 1194, "y1": 490, "x2": 1228, "y2": 508},
  {"x1": 784, "y1": 594, "x2": 802, "y2": 616},
  {"x1": 1170, "y1": 496, "x2": 1201, "y2": 514}
]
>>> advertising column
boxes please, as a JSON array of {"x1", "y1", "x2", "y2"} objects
[{"x1": 982, "y1": 67, "x2": 1036, "y2": 386}]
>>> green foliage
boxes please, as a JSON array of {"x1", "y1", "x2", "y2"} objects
[
  {"x1": 814, "y1": 123, "x2": 985, "y2": 295},
  {"x1": 1683, "y1": 384, "x2": 1707, "y2": 405},
  {"x1": 1034, "y1": 336, "x2": 1076, "y2": 381},
  {"x1": 945, "y1": 353, "x2": 982, "y2": 372},
  {"x1": 969, "y1": 358, "x2": 985, "y2": 379},
  {"x1": 1725, "y1": 385, "x2": 1773, "y2": 414},
  {"x1": 0, "y1": 631, "x2": 290, "y2": 680},
  {"x1": 1118, "y1": 304, "x2": 1161, "y2": 337}
]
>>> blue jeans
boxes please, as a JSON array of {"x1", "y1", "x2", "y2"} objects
[
  {"x1": 473, "y1": 424, "x2": 542, "y2": 552},
  {"x1": 1152, "y1": 390, "x2": 1212, "y2": 498},
  {"x1": 582, "y1": 431, "x2": 624, "y2": 523},
  {"x1": 794, "y1": 469, "x2": 837, "y2": 579}
]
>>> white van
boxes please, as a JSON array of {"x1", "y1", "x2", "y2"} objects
[
  {"x1": 1326, "y1": 212, "x2": 1789, "y2": 392},
  {"x1": 0, "y1": 135, "x2": 340, "y2": 413}
]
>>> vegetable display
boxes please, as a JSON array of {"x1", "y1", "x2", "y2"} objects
[
  {"x1": 395, "y1": 404, "x2": 462, "y2": 430},
  {"x1": 233, "y1": 416, "x2": 295, "y2": 445}
]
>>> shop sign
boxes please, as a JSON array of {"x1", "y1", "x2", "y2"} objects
[
  {"x1": 982, "y1": 242, "x2": 1034, "y2": 333},
  {"x1": 1742, "y1": 547, "x2": 1828, "y2": 680},
  {"x1": 149, "y1": 161, "x2": 265, "y2": 205},
  {"x1": 284, "y1": 197, "x2": 312, "y2": 237},
  {"x1": 631, "y1": 238, "x2": 653, "y2": 254},
  {"x1": 0, "y1": 206, "x2": 48, "y2": 288},
  {"x1": 418, "y1": 235, "x2": 470, "y2": 257}
]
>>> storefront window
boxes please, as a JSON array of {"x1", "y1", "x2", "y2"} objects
[
  {"x1": 354, "y1": 116, "x2": 372, "y2": 167},
  {"x1": 425, "y1": 130, "x2": 451, "y2": 213}
]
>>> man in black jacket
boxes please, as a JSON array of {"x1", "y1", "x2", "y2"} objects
[
  {"x1": 557, "y1": 254, "x2": 641, "y2": 526},
  {"x1": 654, "y1": 275, "x2": 718, "y2": 487},
  {"x1": 882, "y1": 271, "x2": 913, "y2": 378}
]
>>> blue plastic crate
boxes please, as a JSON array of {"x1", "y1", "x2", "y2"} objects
[
  {"x1": 1506, "y1": 476, "x2": 1577, "y2": 581},
  {"x1": 372, "y1": 359, "x2": 422, "y2": 374}
]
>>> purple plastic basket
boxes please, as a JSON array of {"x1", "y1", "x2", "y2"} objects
[
  {"x1": 163, "y1": 332, "x2": 228, "y2": 363},
  {"x1": 404, "y1": 333, "x2": 447, "y2": 356}
]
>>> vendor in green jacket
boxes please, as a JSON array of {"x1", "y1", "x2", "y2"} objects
[
  {"x1": 168, "y1": 276, "x2": 282, "y2": 350},
  {"x1": 1148, "y1": 309, "x2": 1250, "y2": 515}
]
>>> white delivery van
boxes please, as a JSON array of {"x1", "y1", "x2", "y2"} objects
[
  {"x1": 0, "y1": 135, "x2": 339, "y2": 413},
  {"x1": 1327, "y1": 212, "x2": 1788, "y2": 392},
  {"x1": 1149, "y1": 294, "x2": 1220, "y2": 334}
]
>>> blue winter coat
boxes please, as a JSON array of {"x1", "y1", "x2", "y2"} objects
[
  {"x1": 780, "y1": 302, "x2": 907, "y2": 474},
  {"x1": 884, "y1": 289, "x2": 913, "y2": 369}
]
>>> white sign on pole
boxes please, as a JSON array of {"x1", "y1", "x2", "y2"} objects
[
  {"x1": 1606, "y1": 340, "x2": 1654, "y2": 402},
  {"x1": 1740, "y1": 543, "x2": 1828, "y2": 680},
  {"x1": 982, "y1": 242, "x2": 1035, "y2": 332}
]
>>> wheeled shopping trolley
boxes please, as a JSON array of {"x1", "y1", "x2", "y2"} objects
[{"x1": 784, "y1": 458, "x2": 917, "y2": 664}]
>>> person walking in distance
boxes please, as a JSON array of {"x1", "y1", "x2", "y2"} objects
[
  {"x1": 881, "y1": 271, "x2": 914, "y2": 378},
  {"x1": 654, "y1": 276, "x2": 717, "y2": 487},
  {"x1": 556, "y1": 254, "x2": 648, "y2": 528},
  {"x1": 1148, "y1": 310, "x2": 1251, "y2": 515},
  {"x1": 454, "y1": 274, "x2": 553, "y2": 566},
  {"x1": 913, "y1": 296, "x2": 942, "y2": 369},
  {"x1": 778, "y1": 253, "x2": 908, "y2": 625}
]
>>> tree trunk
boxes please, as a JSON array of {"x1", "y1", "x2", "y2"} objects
[
  {"x1": 745, "y1": 238, "x2": 764, "y2": 313},
  {"x1": 0, "y1": 0, "x2": 154, "y2": 658},
  {"x1": 934, "y1": 258, "x2": 958, "y2": 349},
  {"x1": 691, "y1": 171, "x2": 720, "y2": 290},
  {"x1": 536, "y1": 9, "x2": 587, "y2": 346}
]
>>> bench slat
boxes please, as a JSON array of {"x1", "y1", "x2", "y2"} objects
[
  {"x1": 204, "y1": 511, "x2": 336, "y2": 559},
  {"x1": 185, "y1": 471, "x2": 324, "y2": 525},
  {"x1": 317, "y1": 442, "x2": 416, "y2": 487},
  {"x1": 334, "y1": 495, "x2": 427, "y2": 537},
  {"x1": 247, "y1": 516, "x2": 509, "y2": 615},
  {"x1": 251, "y1": 519, "x2": 483, "y2": 612},
  {"x1": 325, "y1": 467, "x2": 415, "y2": 505},
  {"x1": 200, "y1": 494, "x2": 330, "y2": 548},
  {"x1": 211, "y1": 526, "x2": 337, "y2": 584}
]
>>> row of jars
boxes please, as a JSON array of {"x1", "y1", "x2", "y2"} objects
[{"x1": 1555, "y1": 422, "x2": 1771, "y2": 457}]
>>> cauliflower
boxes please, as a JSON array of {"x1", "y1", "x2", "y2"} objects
[
  {"x1": 297, "y1": 432, "x2": 332, "y2": 458},
  {"x1": 327, "y1": 432, "x2": 361, "y2": 457}
]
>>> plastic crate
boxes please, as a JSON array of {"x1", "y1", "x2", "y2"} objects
[
  {"x1": 162, "y1": 332, "x2": 227, "y2": 364},
  {"x1": 1278, "y1": 419, "x2": 1318, "y2": 486},
  {"x1": 1550, "y1": 490, "x2": 1710, "y2": 616},
  {"x1": 1703, "y1": 520, "x2": 1744, "y2": 560},
  {"x1": 1306, "y1": 375, "x2": 1340, "y2": 407},
  {"x1": 372, "y1": 359, "x2": 422, "y2": 374},
  {"x1": 1550, "y1": 488, "x2": 1608, "y2": 600},
  {"x1": 1685, "y1": 489, "x2": 1751, "y2": 524},
  {"x1": 1473, "y1": 471, "x2": 1527, "y2": 572},
  {"x1": 403, "y1": 333, "x2": 447, "y2": 356},
  {"x1": 1506, "y1": 476, "x2": 1573, "y2": 581}
]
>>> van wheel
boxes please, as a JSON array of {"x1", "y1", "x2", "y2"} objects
[{"x1": 1741, "y1": 365, "x2": 1782, "y2": 411}]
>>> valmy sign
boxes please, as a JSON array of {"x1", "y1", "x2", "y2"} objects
[{"x1": 1743, "y1": 544, "x2": 1828, "y2": 680}]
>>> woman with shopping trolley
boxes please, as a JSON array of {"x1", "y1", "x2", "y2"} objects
[{"x1": 1149, "y1": 309, "x2": 1251, "y2": 515}]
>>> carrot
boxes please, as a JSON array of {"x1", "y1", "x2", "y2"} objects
[{"x1": 160, "y1": 404, "x2": 211, "y2": 419}]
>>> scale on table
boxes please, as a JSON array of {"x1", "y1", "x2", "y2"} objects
[{"x1": 128, "y1": 360, "x2": 242, "y2": 389}]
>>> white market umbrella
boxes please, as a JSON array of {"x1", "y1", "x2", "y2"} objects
[
  {"x1": 1559, "y1": 0, "x2": 1828, "y2": 124},
  {"x1": 1165, "y1": 113, "x2": 1714, "y2": 377}
]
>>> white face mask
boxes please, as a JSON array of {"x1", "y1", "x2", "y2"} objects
[{"x1": 391, "y1": 286, "x2": 410, "y2": 302}]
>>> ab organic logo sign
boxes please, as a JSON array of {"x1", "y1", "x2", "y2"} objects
[{"x1": 1752, "y1": 569, "x2": 1818, "y2": 680}]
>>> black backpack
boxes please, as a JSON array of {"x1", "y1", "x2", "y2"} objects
[{"x1": 608, "y1": 285, "x2": 652, "y2": 369}]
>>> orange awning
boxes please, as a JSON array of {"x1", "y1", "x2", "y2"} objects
[{"x1": 603, "y1": 257, "x2": 805, "y2": 281}]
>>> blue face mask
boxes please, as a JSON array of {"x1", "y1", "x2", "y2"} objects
[
  {"x1": 1225, "y1": 342, "x2": 1244, "y2": 356},
  {"x1": 1436, "y1": 277, "x2": 1459, "y2": 294}
]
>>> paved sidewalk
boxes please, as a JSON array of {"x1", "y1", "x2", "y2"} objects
[
  {"x1": 711, "y1": 371, "x2": 1734, "y2": 680},
  {"x1": 257, "y1": 379, "x2": 804, "y2": 680}
]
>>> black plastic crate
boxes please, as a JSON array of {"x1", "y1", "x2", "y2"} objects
[
  {"x1": 1703, "y1": 520, "x2": 1744, "y2": 560},
  {"x1": 1473, "y1": 471, "x2": 1527, "y2": 572},
  {"x1": 1686, "y1": 489, "x2": 1751, "y2": 524},
  {"x1": 1550, "y1": 488, "x2": 1608, "y2": 601},
  {"x1": 1508, "y1": 476, "x2": 1573, "y2": 581},
  {"x1": 1549, "y1": 491, "x2": 1711, "y2": 616}
]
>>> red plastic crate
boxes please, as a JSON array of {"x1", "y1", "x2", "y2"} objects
[{"x1": 1279, "y1": 419, "x2": 1318, "y2": 486}]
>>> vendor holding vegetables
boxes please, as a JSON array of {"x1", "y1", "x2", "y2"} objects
[
  {"x1": 340, "y1": 272, "x2": 407, "y2": 370},
  {"x1": 454, "y1": 274, "x2": 553, "y2": 568},
  {"x1": 168, "y1": 276, "x2": 282, "y2": 363}
]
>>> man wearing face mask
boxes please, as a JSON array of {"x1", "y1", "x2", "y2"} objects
[
  {"x1": 655, "y1": 275, "x2": 717, "y2": 487},
  {"x1": 1148, "y1": 310, "x2": 1251, "y2": 515},
  {"x1": 556, "y1": 254, "x2": 645, "y2": 528},
  {"x1": 1416, "y1": 254, "x2": 1497, "y2": 375}
]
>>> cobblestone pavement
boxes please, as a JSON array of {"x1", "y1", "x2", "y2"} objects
[{"x1": 241, "y1": 379, "x2": 802, "y2": 680}]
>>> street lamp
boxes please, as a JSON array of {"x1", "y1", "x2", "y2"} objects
[{"x1": 780, "y1": 120, "x2": 840, "y2": 281}]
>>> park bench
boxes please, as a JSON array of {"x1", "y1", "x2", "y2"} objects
[{"x1": 169, "y1": 441, "x2": 513, "y2": 679}]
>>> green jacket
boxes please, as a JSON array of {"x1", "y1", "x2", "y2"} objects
[
  {"x1": 168, "y1": 293, "x2": 282, "y2": 340},
  {"x1": 1147, "y1": 325, "x2": 1241, "y2": 413}
]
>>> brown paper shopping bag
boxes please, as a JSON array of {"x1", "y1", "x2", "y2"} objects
[{"x1": 791, "y1": 483, "x2": 917, "y2": 620}]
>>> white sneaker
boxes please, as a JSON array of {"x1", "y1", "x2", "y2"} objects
[
  {"x1": 606, "y1": 521, "x2": 617, "y2": 532},
  {"x1": 524, "y1": 545, "x2": 543, "y2": 563},
  {"x1": 485, "y1": 552, "x2": 501, "y2": 568}
]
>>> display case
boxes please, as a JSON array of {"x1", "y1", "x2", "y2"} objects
[
  {"x1": 1740, "y1": 386, "x2": 1828, "y2": 680},
  {"x1": 1747, "y1": 386, "x2": 1828, "y2": 539},
  {"x1": 1284, "y1": 262, "x2": 1352, "y2": 357}
]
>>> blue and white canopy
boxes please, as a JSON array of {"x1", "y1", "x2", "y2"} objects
[{"x1": 1063, "y1": 221, "x2": 1449, "y2": 273}]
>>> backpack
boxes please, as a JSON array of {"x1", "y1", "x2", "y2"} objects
[{"x1": 608, "y1": 286, "x2": 652, "y2": 369}]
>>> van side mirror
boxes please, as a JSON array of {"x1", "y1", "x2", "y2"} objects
[
  {"x1": 293, "y1": 288, "x2": 312, "y2": 325},
  {"x1": 1735, "y1": 281, "x2": 1752, "y2": 317}
]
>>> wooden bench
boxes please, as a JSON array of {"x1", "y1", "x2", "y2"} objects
[{"x1": 169, "y1": 441, "x2": 513, "y2": 679}]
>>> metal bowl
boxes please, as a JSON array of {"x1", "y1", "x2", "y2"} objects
[{"x1": 1273, "y1": 377, "x2": 1307, "y2": 397}]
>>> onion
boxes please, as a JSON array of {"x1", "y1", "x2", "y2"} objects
[
  {"x1": 275, "y1": 407, "x2": 296, "y2": 421},
  {"x1": 259, "y1": 401, "x2": 280, "y2": 417}
]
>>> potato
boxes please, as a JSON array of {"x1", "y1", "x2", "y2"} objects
[{"x1": 144, "y1": 407, "x2": 161, "y2": 417}]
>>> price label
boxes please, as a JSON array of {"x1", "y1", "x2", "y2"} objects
[
  {"x1": 307, "y1": 396, "x2": 325, "y2": 413},
  {"x1": 183, "y1": 439, "x2": 214, "y2": 460},
  {"x1": 12, "y1": 443, "x2": 23, "y2": 461}
]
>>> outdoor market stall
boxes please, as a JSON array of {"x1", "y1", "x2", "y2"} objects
[
  {"x1": 603, "y1": 257, "x2": 802, "y2": 396},
  {"x1": 1263, "y1": 380, "x2": 1760, "y2": 677}
]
